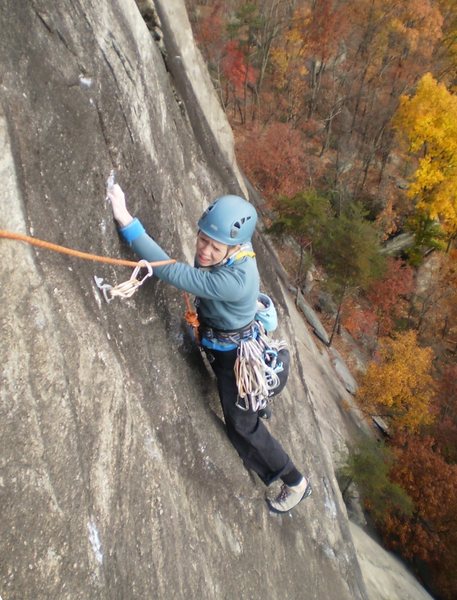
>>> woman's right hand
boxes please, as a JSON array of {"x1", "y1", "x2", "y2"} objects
[{"x1": 107, "y1": 184, "x2": 134, "y2": 227}]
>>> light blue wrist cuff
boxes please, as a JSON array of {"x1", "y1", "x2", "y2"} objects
[{"x1": 119, "y1": 218, "x2": 145, "y2": 243}]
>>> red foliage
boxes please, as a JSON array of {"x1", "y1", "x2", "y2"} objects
[
  {"x1": 382, "y1": 435, "x2": 457, "y2": 600},
  {"x1": 342, "y1": 299, "x2": 378, "y2": 342},
  {"x1": 221, "y1": 40, "x2": 257, "y2": 98},
  {"x1": 194, "y1": 4, "x2": 224, "y2": 56},
  {"x1": 235, "y1": 122, "x2": 309, "y2": 200},
  {"x1": 433, "y1": 365, "x2": 457, "y2": 462},
  {"x1": 366, "y1": 258, "x2": 414, "y2": 335},
  {"x1": 305, "y1": 0, "x2": 349, "y2": 62}
]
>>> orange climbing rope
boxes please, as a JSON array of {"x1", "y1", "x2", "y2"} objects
[
  {"x1": 0, "y1": 230, "x2": 175, "y2": 268},
  {"x1": 1, "y1": 229, "x2": 198, "y2": 332}
]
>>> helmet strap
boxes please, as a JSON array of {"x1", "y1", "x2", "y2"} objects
[{"x1": 222, "y1": 243, "x2": 253, "y2": 267}]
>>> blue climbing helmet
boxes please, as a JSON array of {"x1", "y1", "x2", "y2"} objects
[{"x1": 198, "y1": 195, "x2": 257, "y2": 245}]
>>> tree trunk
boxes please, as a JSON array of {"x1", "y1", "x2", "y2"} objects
[
  {"x1": 441, "y1": 315, "x2": 449, "y2": 339},
  {"x1": 308, "y1": 59, "x2": 326, "y2": 119},
  {"x1": 350, "y1": 63, "x2": 369, "y2": 135},
  {"x1": 328, "y1": 287, "x2": 346, "y2": 347}
]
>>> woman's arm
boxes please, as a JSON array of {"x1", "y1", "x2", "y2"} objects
[{"x1": 107, "y1": 184, "x2": 252, "y2": 301}]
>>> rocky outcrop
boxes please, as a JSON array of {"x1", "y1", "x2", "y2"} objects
[
  {"x1": 0, "y1": 1, "x2": 375, "y2": 599},
  {"x1": 296, "y1": 290, "x2": 331, "y2": 345}
]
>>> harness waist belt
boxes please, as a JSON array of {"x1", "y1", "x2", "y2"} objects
[{"x1": 199, "y1": 321, "x2": 256, "y2": 344}]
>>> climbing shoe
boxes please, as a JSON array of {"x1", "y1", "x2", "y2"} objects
[
  {"x1": 258, "y1": 405, "x2": 272, "y2": 420},
  {"x1": 267, "y1": 477, "x2": 312, "y2": 513}
]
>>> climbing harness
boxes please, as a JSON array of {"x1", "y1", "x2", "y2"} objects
[
  {"x1": 234, "y1": 323, "x2": 288, "y2": 412},
  {"x1": 199, "y1": 320, "x2": 256, "y2": 346}
]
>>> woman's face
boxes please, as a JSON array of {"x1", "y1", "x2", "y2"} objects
[{"x1": 196, "y1": 231, "x2": 231, "y2": 266}]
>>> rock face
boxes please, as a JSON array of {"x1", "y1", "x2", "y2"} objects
[{"x1": 0, "y1": 2, "x2": 371, "y2": 599}]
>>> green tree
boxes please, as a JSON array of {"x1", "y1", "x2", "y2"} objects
[
  {"x1": 406, "y1": 213, "x2": 447, "y2": 265},
  {"x1": 315, "y1": 202, "x2": 385, "y2": 345},
  {"x1": 269, "y1": 189, "x2": 331, "y2": 287},
  {"x1": 338, "y1": 436, "x2": 413, "y2": 522}
]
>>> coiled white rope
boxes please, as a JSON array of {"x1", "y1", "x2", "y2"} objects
[{"x1": 234, "y1": 325, "x2": 287, "y2": 412}]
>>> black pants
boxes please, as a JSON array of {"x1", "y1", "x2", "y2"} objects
[{"x1": 208, "y1": 347, "x2": 295, "y2": 486}]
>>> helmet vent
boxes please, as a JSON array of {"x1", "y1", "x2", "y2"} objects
[{"x1": 231, "y1": 221, "x2": 241, "y2": 238}]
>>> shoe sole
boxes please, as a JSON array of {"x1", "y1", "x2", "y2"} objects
[{"x1": 266, "y1": 480, "x2": 313, "y2": 514}]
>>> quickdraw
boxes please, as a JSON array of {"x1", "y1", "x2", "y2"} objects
[
  {"x1": 94, "y1": 259, "x2": 153, "y2": 303},
  {"x1": 0, "y1": 171, "x2": 175, "y2": 305}
]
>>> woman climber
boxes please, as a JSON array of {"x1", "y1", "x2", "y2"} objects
[{"x1": 108, "y1": 184, "x2": 312, "y2": 513}]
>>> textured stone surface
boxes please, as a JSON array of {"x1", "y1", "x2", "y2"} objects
[
  {"x1": 0, "y1": 2, "x2": 423, "y2": 600},
  {"x1": 350, "y1": 524, "x2": 434, "y2": 600},
  {"x1": 296, "y1": 291, "x2": 331, "y2": 345},
  {"x1": 329, "y1": 349, "x2": 359, "y2": 395}
]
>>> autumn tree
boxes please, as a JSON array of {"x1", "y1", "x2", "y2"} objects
[
  {"x1": 241, "y1": 0, "x2": 290, "y2": 109},
  {"x1": 365, "y1": 258, "x2": 414, "y2": 335},
  {"x1": 235, "y1": 122, "x2": 309, "y2": 199},
  {"x1": 270, "y1": 1, "x2": 349, "y2": 123},
  {"x1": 341, "y1": 300, "x2": 378, "y2": 350},
  {"x1": 338, "y1": 436, "x2": 413, "y2": 522},
  {"x1": 383, "y1": 435, "x2": 457, "y2": 600},
  {"x1": 357, "y1": 331, "x2": 435, "y2": 432},
  {"x1": 435, "y1": 0, "x2": 457, "y2": 82},
  {"x1": 409, "y1": 250, "x2": 457, "y2": 351},
  {"x1": 433, "y1": 365, "x2": 457, "y2": 463},
  {"x1": 394, "y1": 73, "x2": 457, "y2": 245},
  {"x1": 191, "y1": 2, "x2": 225, "y2": 58},
  {"x1": 346, "y1": 0, "x2": 443, "y2": 169},
  {"x1": 221, "y1": 39, "x2": 258, "y2": 122},
  {"x1": 269, "y1": 5, "x2": 310, "y2": 123}
]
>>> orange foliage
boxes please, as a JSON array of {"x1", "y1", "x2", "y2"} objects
[
  {"x1": 194, "y1": 4, "x2": 224, "y2": 52},
  {"x1": 235, "y1": 122, "x2": 309, "y2": 200},
  {"x1": 433, "y1": 364, "x2": 457, "y2": 462},
  {"x1": 366, "y1": 258, "x2": 414, "y2": 335},
  {"x1": 299, "y1": 0, "x2": 349, "y2": 62},
  {"x1": 413, "y1": 250, "x2": 457, "y2": 349},
  {"x1": 357, "y1": 331, "x2": 435, "y2": 432},
  {"x1": 341, "y1": 299, "x2": 378, "y2": 342},
  {"x1": 382, "y1": 435, "x2": 457, "y2": 600}
]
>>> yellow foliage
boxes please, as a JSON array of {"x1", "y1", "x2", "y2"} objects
[
  {"x1": 357, "y1": 331, "x2": 435, "y2": 432},
  {"x1": 270, "y1": 6, "x2": 310, "y2": 91},
  {"x1": 437, "y1": 0, "x2": 457, "y2": 78},
  {"x1": 394, "y1": 73, "x2": 457, "y2": 231}
]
